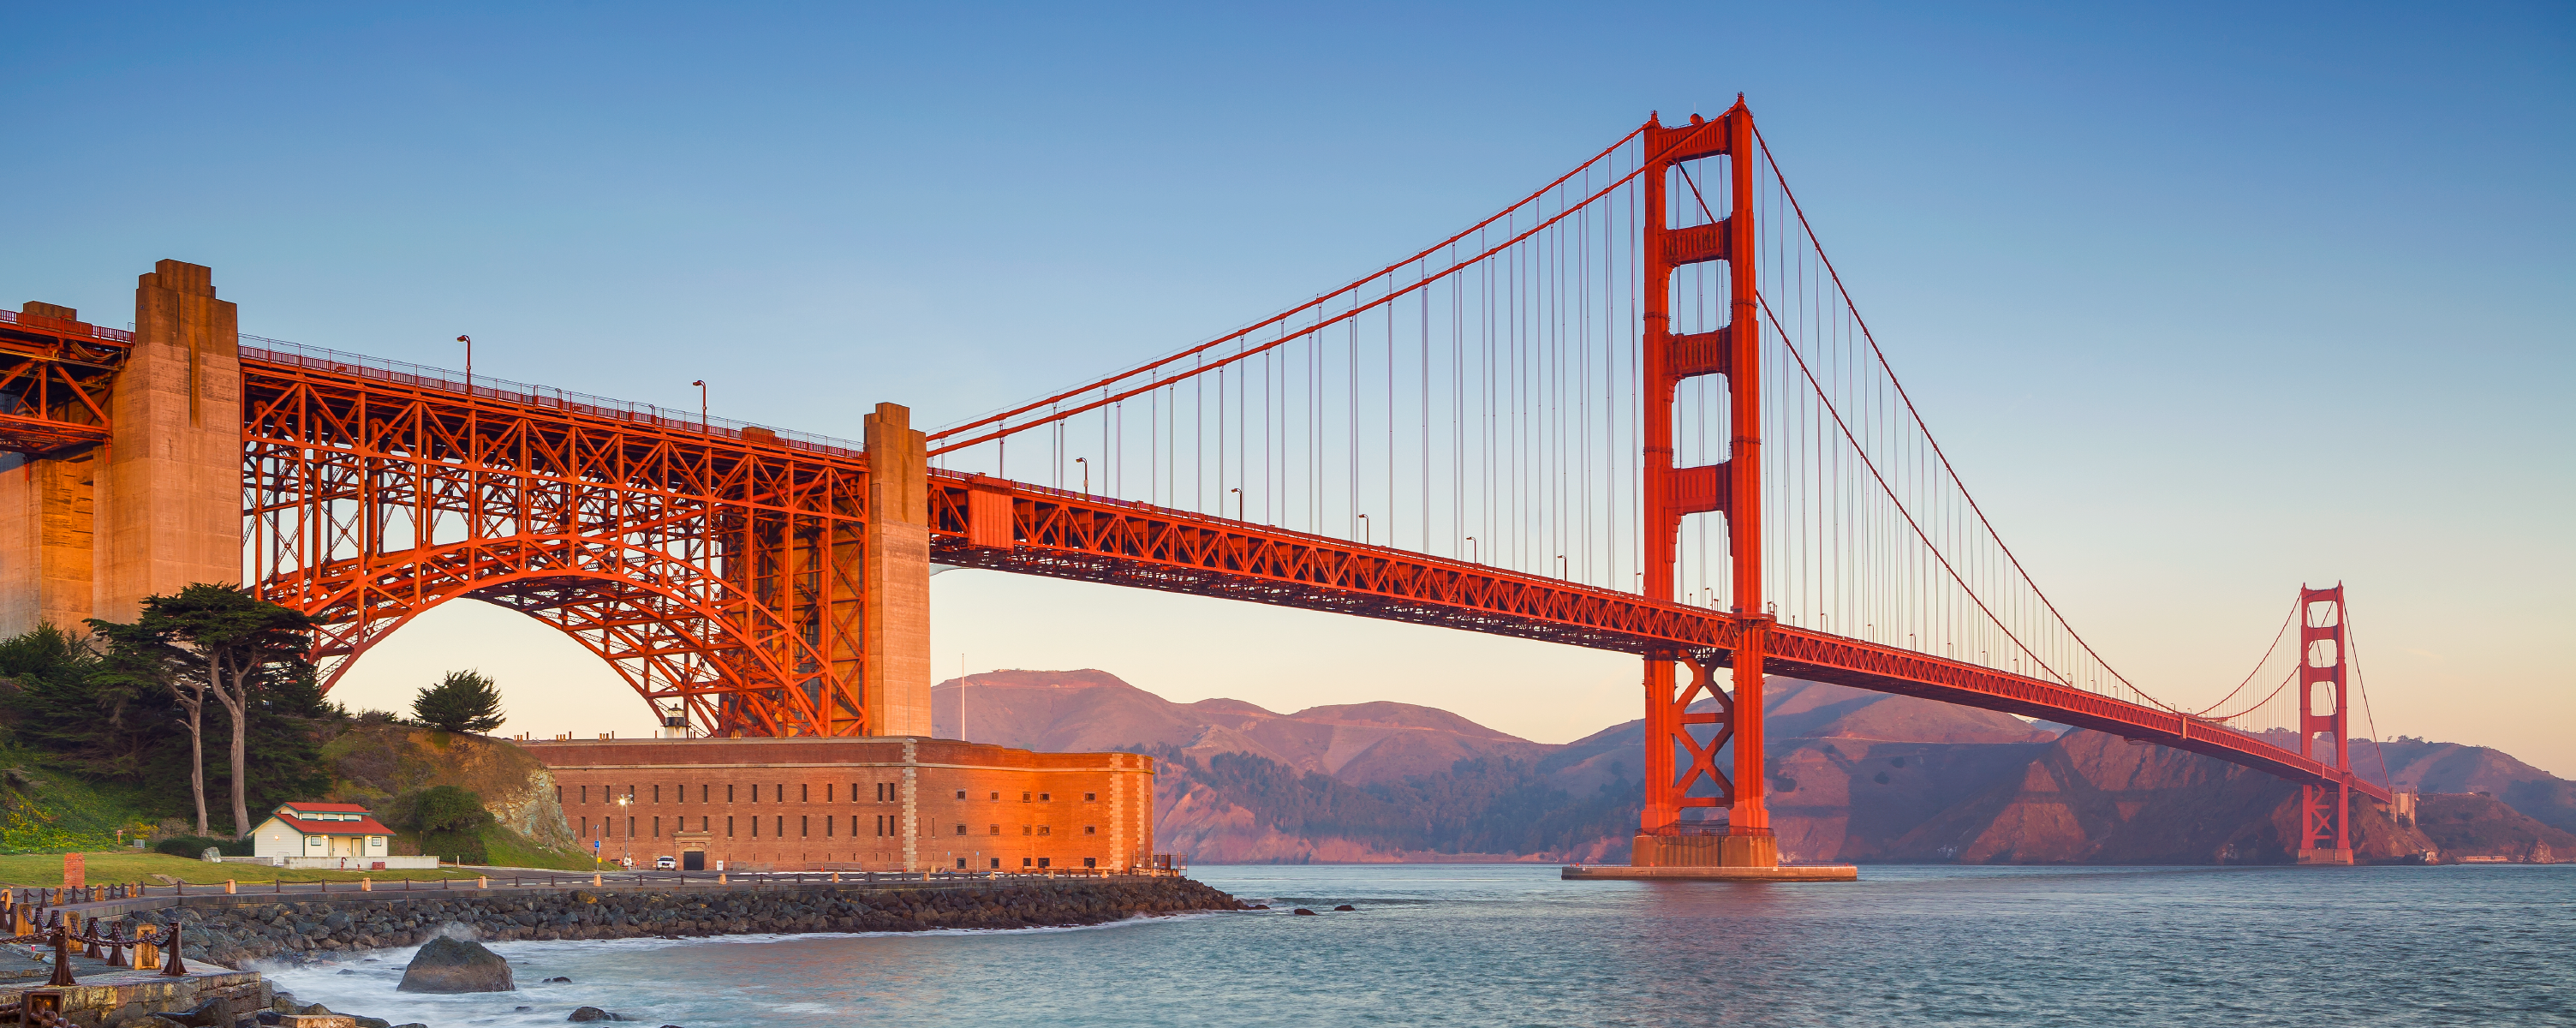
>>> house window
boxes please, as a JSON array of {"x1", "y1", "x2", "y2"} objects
[
  {"x1": 701, "y1": 785, "x2": 709, "y2": 804},
  {"x1": 989, "y1": 792, "x2": 999, "y2": 800},
  {"x1": 777, "y1": 784, "x2": 785, "y2": 803},
  {"x1": 581, "y1": 786, "x2": 589, "y2": 804},
  {"x1": 750, "y1": 785, "x2": 759, "y2": 803},
  {"x1": 556, "y1": 786, "x2": 563, "y2": 804},
  {"x1": 1084, "y1": 792, "x2": 1097, "y2": 803},
  {"x1": 775, "y1": 816, "x2": 784, "y2": 837},
  {"x1": 826, "y1": 816, "x2": 833, "y2": 838},
  {"x1": 826, "y1": 784, "x2": 833, "y2": 803},
  {"x1": 957, "y1": 858, "x2": 969, "y2": 869},
  {"x1": 1022, "y1": 858, "x2": 1032, "y2": 868},
  {"x1": 580, "y1": 817, "x2": 588, "y2": 837},
  {"x1": 653, "y1": 785, "x2": 661, "y2": 804},
  {"x1": 1036, "y1": 858, "x2": 1050, "y2": 869},
  {"x1": 628, "y1": 816, "x2": 635, "y2": 838},
  {"x1": 701, "y1": 816, "x2": 710, "y2": 832},
  {"x1": 989, "y1": 858, "x2": 1000, "y2": 870}
]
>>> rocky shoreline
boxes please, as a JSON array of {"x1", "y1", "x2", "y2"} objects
[{"x1": 134, "y1": 878, "x2": 1245, "y2": 970}]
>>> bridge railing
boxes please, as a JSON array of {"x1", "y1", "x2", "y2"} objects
[{"x1": 239, "y1": 334, "x2": 867, "y2": 460}]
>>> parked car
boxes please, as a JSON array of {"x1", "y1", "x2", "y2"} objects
[{"x1": 655, "y1": 855, "x2": 676, "y2": 870}]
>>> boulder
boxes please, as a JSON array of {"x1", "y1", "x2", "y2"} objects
[
  {"x1": 1291, "y1": 908, "x2": 1317, "y2": 916},
  {"x1": 566, "y1": 1008, "x2": 628, "y2": 1022},
  {"x1": 1333, "y1": 905, "x2": 1357, "y2": 911},
  {"x1": 397, "y1": 936, "x2": 516, "y2": 993}
]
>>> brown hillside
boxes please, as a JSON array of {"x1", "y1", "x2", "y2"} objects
[
  {"x1": 930, "y1": 670, "x2": 1547, "y2": 785},
  {"x1": 2415, "y1": 793, "x2": 2576, "y2": 861}
]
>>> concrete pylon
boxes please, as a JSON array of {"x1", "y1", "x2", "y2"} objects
[
  {"x1": 92, "y1": 260, "x2": 243, "y2": 623},
  {"x1": 863, "y1": 402, "x2": 932, "y2": 737},
  {"x1": 0, "y1": 302, "x2": 100, "y2": 638}
]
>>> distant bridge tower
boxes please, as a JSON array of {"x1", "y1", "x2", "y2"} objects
[
  {"x1": 2297, "y1": 584, "x2": 2354, "y2": 864},
  {"x1": 1635, "y1": 100, "x2": 1776, "y2": 870}
]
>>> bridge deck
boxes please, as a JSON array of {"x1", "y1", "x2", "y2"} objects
[{"x1": 928, "y1": 472, "x2": 2386, "y2": 801}]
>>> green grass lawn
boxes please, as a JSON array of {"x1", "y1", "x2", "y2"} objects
[{"x1": 0, "y1": 851, "x2": 491, "y2": 887}]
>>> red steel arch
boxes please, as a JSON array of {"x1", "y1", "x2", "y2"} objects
[{"x1": 241, "y1": 343, "x2": 870, "y2": 737}]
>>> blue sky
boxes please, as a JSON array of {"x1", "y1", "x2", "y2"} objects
[{"x1": 6, "y1": 3, "x2": 2569, "y2": 771}]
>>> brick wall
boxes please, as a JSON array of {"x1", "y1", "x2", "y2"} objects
[{"x1": 526, "y1": 737, "x2": 1154, "y2": 873}]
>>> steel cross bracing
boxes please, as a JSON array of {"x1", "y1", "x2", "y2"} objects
[
  {"x1": 240, "y1": 348, "x2": 868, "y2": 738},
  {"x1": 0, "y1": 308, "x2": 129, "y2": 457},
  {"x1": 927, "y1": 473, "x2": 2385, "y2": 801}
]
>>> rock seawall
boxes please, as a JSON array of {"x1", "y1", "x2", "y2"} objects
[{"x1": 128, "y1": 880, "x2": 1244, "y2": 967}]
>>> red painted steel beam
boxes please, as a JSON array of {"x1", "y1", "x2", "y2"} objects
[{"x1": 929, "y1": 472, "x2": 2388, "y2": 802}]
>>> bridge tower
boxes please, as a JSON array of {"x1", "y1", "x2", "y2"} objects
[
  {"x1": 1634, "y1": 100, "x2": 1775, "y2": 869},
  {"x1": 2296, "y1": 584, "x2": 2354, "y2": 864}
]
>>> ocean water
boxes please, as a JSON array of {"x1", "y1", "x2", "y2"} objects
[{"x1": 259, "y1": 863, "x2": 2574, "y2": 1026}]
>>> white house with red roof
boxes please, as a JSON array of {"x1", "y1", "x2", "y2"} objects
[{"x1": 250, "y1": 802, "x2": 432, "y2": 868}]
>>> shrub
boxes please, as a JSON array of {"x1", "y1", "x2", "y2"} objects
[
  {"x1": 387, "y1": 785, "x2": 494, "y2": 864},
  {"x1": 152, "y1": 834, "x2": 250, "y2": 858}
]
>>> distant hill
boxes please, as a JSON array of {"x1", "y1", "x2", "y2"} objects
[{"x1": 941, "y1": 669, "x2": 2565, "y2": 866}]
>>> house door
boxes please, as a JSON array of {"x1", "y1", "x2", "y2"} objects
[{"x1": 682, "y1": 851, "x2": 704, "y2": 871}]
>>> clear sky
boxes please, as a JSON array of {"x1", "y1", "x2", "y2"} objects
[{"x1": 6, "y1": 3, "x2": 2569, "y2": 772}]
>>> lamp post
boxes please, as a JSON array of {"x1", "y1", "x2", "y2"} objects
[
  {"x1": 692, "y1": 380, "x2": 707, "y2": 433},
  {"x1": 1356, "y1": 513, "x2": 1369, "y2": 546},
  {"x1": 1466, "y1": 536, "x2": 1476, "y2": 564},
  {"x1": 1230, "y1": 487, "x2": 1243, "y2": 520},
  {"x1": 456, "y1": 336, "x2": 472, "y2": 392},
  {"x1": 1075, "y1": 457, "x2": 1088, "y2": 494},
  {"x1": 616, "y1": 794, "x2": 633, "y2": 872}
]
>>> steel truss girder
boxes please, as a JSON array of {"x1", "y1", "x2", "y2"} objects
[
  {"x1": 932, "y1": 475, "x2": 2388, "y2": 802},
  {"x1": 242, "y1": 359, "x2": 867, "y2": 738}
]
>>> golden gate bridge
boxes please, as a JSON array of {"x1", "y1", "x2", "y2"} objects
[{"x1": 0, "y1": 101, "x2": 2388, "y2": 872}]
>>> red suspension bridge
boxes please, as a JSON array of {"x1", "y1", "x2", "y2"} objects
[{"x1": 0, "y1": 101, "x2": 2387, "y2": 870}]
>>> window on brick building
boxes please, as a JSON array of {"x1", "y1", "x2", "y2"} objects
[
  {"x1": 751, "y1": 816, "x2": 759, "y2": 838},
  {"x1": 653, "y1": 785, "x2": 660, "y2": 803},
  {"x1": 1022, "y1": 825, "x2": 1032, "y2": 835},
  {"x1": 1083, "y1": 858, "x2": 1097, "y2": 869},
  {"x1": 1037, "y1": 858, "x2": 1050, "y2": 869},
  {"x1": 955, "y1": 790, "x2": 966, "y2": 800},
  {"x1": 989, "y1": 792, "x2": 999, "y2": 801},
  {"x1": 580, "y1": 817, "x2": 587, "y2": 836},
  {"x1": 750, "y1": 785, "x2": 759, "y2": 803},
  {"x1": 1021, "y1": 792, "x2": 1031, "y2": 803},
  {"x1": 989, "y1": 824, "x2": 1000, "y2": 835},
  {"x1": 556, "y1": 786, "x2": 563, "y2": 804},
  {"x1": 727, "y1": 785, "x2": 736, "y2": 803},
  {"x1": 581, "y1": 786, "x2": 588, "y2": 804},
  {"x1": 826, "y1": 784, "x2": 833, "y2": 803},
  {"x1": 801, "y1": 816, "x2": 809, "y2": 837},
  {"x1": 701, "y1": 785, "x2": 709, "y2": 804},
  {"x1": 1084, "y1": 826, "x2": 1097, "y2": 835},
  {"x1": 776, "y1": 816, "x2": 784, "y2": 836},
  {"x1": 1038, "y1": 826, "x2": 1051, "y2": 836},
  {"x1": 955, "y1": 824, "x2": 966, "y2": 835},
  {"x1": 802, "y1": 784, "x2": 809, "y2": 802},
  {"x1": 726, "y1": 816, "x2": 735, "y2": 838},
  {"x1": 777, "y1": 784, "x2": 785, "y2": 803},
  {"x1": 1084, "y1": 792, "x2": 1097, "y2": 802},
  {"x1": 825, "y1": 816, "x2": 833, "y2": 838},
  {"x1": 628, "y1": 816, "x2": 636, "y2": 838},
  {"x1": 1022, "y1": 858, "x2": 1031, "y2": 868},
  {"x1": 654, "y1": 816, "x2": 661, "y2": 838},
  {"x1": 701, "y1": 816, "x2": 710, "y2": 832},
  {"x1": 1039, "y1": 793, "x2": 1051, "y2": 802}
]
